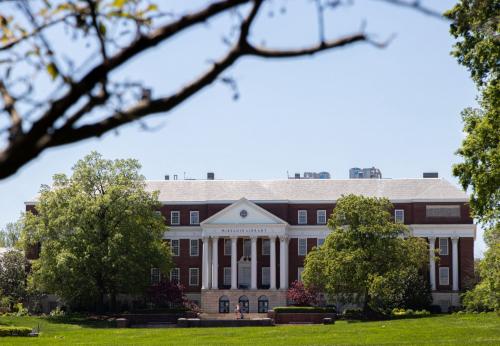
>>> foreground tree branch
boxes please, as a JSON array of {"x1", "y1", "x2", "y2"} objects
[{"x1": 0, "y1": 0, "x2": 443, "y2": 179}]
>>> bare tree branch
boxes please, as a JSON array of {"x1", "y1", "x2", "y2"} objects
[
  {"x1": 373, "y1": 0, "x2": 444, "y2": 19},
  {"x1": 0, "y1": 0, "x2": 445, "y2": 179}
]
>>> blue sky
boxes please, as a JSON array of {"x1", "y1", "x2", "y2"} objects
[{"x1": 0, "y1": 1, "x2": 485, "y2": 255}]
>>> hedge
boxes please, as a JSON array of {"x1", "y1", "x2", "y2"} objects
[
  {"x1": 0, "y1": 326, "x2": 32, "y2": 337},
  {"x1": 273, "y1": 307, "x2": 336, "y2": 313}
]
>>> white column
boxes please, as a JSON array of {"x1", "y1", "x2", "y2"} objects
[
  {"x1": 279, "y1": 236, "x2": 288, "y2": 290},
  {"x1": 211, "y1": 237, "x2": 219, "y2": 289},
  {"x1": 270, "y1": 236, "x2": 276, "y2": 290},
  {"x1": 251, "y1": 236, "x2": 257, "y2": 289},
  {"x1": 231, "y1": 236, "x2": 238, "y2": 289},
  {"x1": 428, "y1": 237, "x2": 436, "y2": 291},
  {"x1": 452, "y1": 237, "x2": 459, "y2": 291},
  {"x1": 207, "y1": 237, "x2": 212, "y2": 289},
  {"x1": 202, "y1": 237, "x2": 210, "y2": 290}
]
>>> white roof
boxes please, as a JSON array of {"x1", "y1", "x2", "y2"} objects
[{"x1": 144, "y1": 178, "x2": 468, "y2": 204}]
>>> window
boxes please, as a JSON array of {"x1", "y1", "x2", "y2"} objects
[
  {"x1": 394, "y1": 209, "x2": 405, "y2": 223},
  {"x1": 223, "y1": 267, "x2": 231, "y2": 286},
  {"x1": 189, "y1": 268, "x2": 199, "y2": 286},
  {"x1": 170, "y1": 268, "x2": 180, "y2": 283},
  {"x1": 317, "y1": 210, "x2": 327, "y2": 224},
  {"x1": 262, "y1": 267, "x2": 270, "y2": 286},
  {"x1": 219, "y1": 296, "x2": 230, "y2": 313},
  {"x1": 298, "y1": 238, "x2": 307, "y2": 256},
  {"x1": 190, "y1": 211, "x2": 200, "y2": 225},
  {"x1": 426, "y1": 205, "x2": 461, "y2": 218},
  {"x1": 298, "y1": 210, "x2": 308, "y2": 225},
  {"x1": 439, "y1": 267, "x2": 449, "y2": 286},
  {"x1": 171, "y1": 239, "x2": 180, "y2": 256},
  {"x1": 262, "y1": 239, "x2": 270, "y2": 255},
  {"x1": 190, "y1": 239, "x2": 199, "y2": 256},
  {"x1": 243, "y1": 239, "x2": 251, "y2": 257},
  {"x1": 439, "y1": 238, "x2": 449, "y2": 256},
  {"x1": 151, "y1": 268, "x2": 160, "y2": 284},
  {"x1": 170, "y1": 211, "x2": 180, "y2": 225},
  {"x1": 317, "y1": 238, "x2": 325, "y2": 247},
  {"x1": 258, "y1": 296, "x2": 269, "y2": 313},
  {"x1": 298, "y1": 267, "x2": 304, "y2": 282},
  {"x1": 224, "y1": 239, "x2": 232, "y2": 256}
]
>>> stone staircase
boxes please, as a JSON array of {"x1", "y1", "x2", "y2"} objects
[{"x1": 199, "y1": 312, "x2": 268, "y2": 320}]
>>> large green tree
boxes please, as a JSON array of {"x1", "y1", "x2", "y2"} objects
[
  {"x1": 446, "y1": 0, "x2": 499, "y2": 311},
  {"x1": 302, "y1": 195, "x2": 430, "y2": 314},
  {"x1": 0, "y1": 249, "x2": 29, "y2": 309},
  {"x1": 0, "y1": 220, "x2": 23, "y2": 248},
  {"x1": 21, "y1": 152, "x2": 171, "y2": 311}
]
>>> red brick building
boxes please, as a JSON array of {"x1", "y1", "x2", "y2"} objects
[
  {"x1": 144, "y1": 178, "x2": 475, "y2": 313},
  {"x1": 26, "y1": 178, "x2": 475, "y2": 313}
]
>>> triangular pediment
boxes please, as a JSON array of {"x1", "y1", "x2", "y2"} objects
[{"x1": 201, "y1": 198, "x2": 288, "y2": 225}]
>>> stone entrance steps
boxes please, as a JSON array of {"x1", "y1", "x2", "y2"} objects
[{"x1": 199, "y1": 312, "x2": 268, "y2": 320}]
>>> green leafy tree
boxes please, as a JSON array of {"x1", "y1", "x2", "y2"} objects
[
  {"x1": 446, "y1": 0, "x2": 499, "y2": 312},
  {"x1": 0, "y1": 220, "x2": 23, "y2": 248},
  {"x1": 21, "y1": 152, "x2": 171, "y2": 312},
  {"x1": 0, "y1": 249, "x2": 29, "y2": 309},
  {"x1": 302, "y1": 195, "x2": 430, "y2": 314}
]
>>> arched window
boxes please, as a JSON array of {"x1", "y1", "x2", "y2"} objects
[
  {"x1": 219, "y1": 295, "x2": 230, "y2": 313},
  {"x1": 239, "y1": 295, "x2": 249, "y2": 313},
  {"x1": 258, "y1": 295, "x2": 269, "y2": 313}
]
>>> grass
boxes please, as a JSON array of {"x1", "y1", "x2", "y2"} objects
[{"x1": 0, "y1": 313, "x2": 498, "y2": 345}]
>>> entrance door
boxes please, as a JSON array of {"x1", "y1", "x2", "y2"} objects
[
  {"x1": 238, "y1": 260, "x2": 251, "y2": 289},
  {"x1": 239, "y1": 296, "x2": 249, "y2": 313}
]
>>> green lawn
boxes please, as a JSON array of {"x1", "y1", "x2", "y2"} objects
[{"x1": 0, "y1": 313, "x2": 499, "y2": 345}]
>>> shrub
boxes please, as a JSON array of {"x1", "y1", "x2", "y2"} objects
[
  {"x1": 273, "y1": 306, "x2": 336, "y2": 314},
  {"x1": 391, "y1": 308, "x2": 430, "y2": 318},
  {"x1": 49, "y1": 306, "x2": 66, "y2": 317},
  {"x1": 0, "y1": 326, "x2": 32, "y2": 337},
  {"x1": 147, "y1": 280, "x2": 187, "y2": 309},
  {"x1": 462, "y1": 280, "x2": 496, "y2": 312},
  {"x1": 287, "y1": 281, "x2": 318, "y2": 307},
  {"x1": 14, "y1": 303, "x2": 28, "y2": 317}
]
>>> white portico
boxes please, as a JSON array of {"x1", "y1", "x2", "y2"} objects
[{"x1": 200, "y1": 198, "x2": 290, "y2": 292}]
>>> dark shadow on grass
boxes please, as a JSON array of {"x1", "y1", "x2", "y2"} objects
[{"x1": 43, "y1": 314, "x2": 116, "y2": 329}]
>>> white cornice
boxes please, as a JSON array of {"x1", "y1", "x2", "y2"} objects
[{"x1": 160, "y1": 198, "x2": 469, "y2": 205}]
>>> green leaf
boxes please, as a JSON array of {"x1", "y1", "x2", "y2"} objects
[
  {"x1": 46, "y1": 63, "x2": 58, "y2": 80},
  {"x1": 112, "y1": 0, "x2": 128, "y2": 8}
]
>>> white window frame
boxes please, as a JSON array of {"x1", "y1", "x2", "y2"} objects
[
  {"x1": 439, "y1": 238, "x2": 449, "y2": 256},
  {"x1": 223, "y1": 267, "x2": 231, "y2": 286},
  {"x1": 151, "y1": 267, "x2": 161, "y2": 284},
  {"x1": 170, "y1": 268, "x2": 180, "y2": 283},
  {"x1": 298, "y1": 210, "x2": 308, "y2": 225},
  {"x1": 224, "y1": 239, "x2": 232, "y2": 256},
  {"x1": 394, "y1": 209, "x2": 405, "y2": 224},
  {"x1": 262, "y1": 239, "x2": 270, "y2": 256},
  {"x1": 261, "y1": 267, "x2": 270, "y2": 286},
  {"x1": 317, "y1": 210, "x2": 327, "y2": 224},
  {"x1": 190, "y1": 239, "x2": 199, "y2": 257},
  {"x1": 439, "y1": 267, "x2": 449, "y2": 286},
  {"x1": 189, "y1": 268, "x2": 199, "y2": 286},
  {"x1": 170, "y1": 211, "x2": 180, "y2": 225},
  {"x1": 298, "y1": 238, "x2": 307, "y2": 256},
  {"x1": 170, "y1": 239, "x2": 180, "y2": 256},
  {"x1": 297, "y1": 267, "x2": 304, "y2": 282},
  {"x1": 190, "y1": 211, "x2": 200, "y2": 225},
  {"x1": 317, "y1": 238, "x2": 325, "y2": 247}
]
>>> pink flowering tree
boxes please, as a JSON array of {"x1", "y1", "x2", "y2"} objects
[{"x1": 287, "y1": 280, "x2": 318, "y2": 306}]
